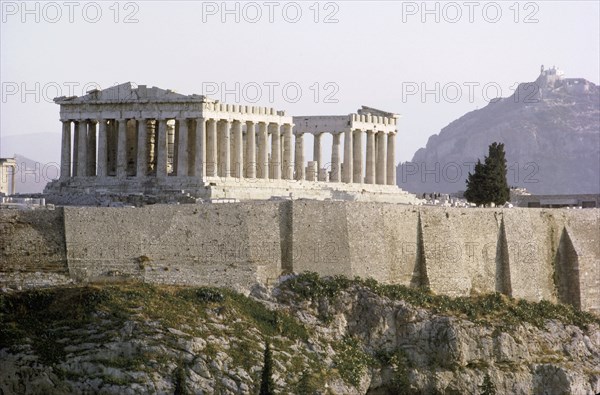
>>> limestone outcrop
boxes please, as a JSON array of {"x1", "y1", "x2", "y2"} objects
[{"x1": 1, "y1": 278, "x2": 599, "y2": 394}]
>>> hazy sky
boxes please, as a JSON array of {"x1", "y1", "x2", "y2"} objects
[{"x1": 1, "y1": 0, "x2": 599, "y2": 163}]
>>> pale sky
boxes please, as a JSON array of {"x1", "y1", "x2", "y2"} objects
[{"x1": 1, "y1": 0, "x2": 599, "y2": 163}]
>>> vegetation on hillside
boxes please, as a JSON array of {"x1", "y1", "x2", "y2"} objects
[
  {"x1": 0, "y1": 274, "x2": 598, "y2": 393},
  {"x1": 279, "y1": 272, "x2": 599, "y2": 329}
]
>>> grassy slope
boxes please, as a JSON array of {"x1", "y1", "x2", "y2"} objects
[{"x1": 1, "y1": 274, "x2": 598, "y2": 393}]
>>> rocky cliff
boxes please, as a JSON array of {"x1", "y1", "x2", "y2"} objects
[
  {"x1": 1, "y1": 275, "x2": 599, "y2": 394},
  {"x1": 399, "y1": 71, "x2": 600, "y2": 195}
]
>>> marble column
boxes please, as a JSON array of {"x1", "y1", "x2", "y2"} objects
[
  {"x1": 245, "y1": 121, "x2": 256, "y2": 178},
  {"x1": 232, "y1": 121, "x2": 243, "y2": 178},
  {"x1": 10, "y1": 165, "x2": 16, "y2": 195},
  {"x1": 219, "y1": 120, "x2": 231, "y2": 177},
  {"x1": 387, "y1": 132, "x2": 396, "y2": 185},
  {"x1": 136, "y1": 119, "x2": 148, "y2": 177},
  {"x1": 72, "y1": 122, "x2": 79, "y2": 176},
  {"x1": 374, "y1": 133, "x2": 378, "y2": 181},
  {"x1": 376, "y1": 131, "x2": 387, "y2": 185},
  {"x1": 60, "y1": 120, "x2": 71, "y2": 180},
  {"x1": 87, "y1": 121, "x2": 97, "y2": 176},
  {"x1": 294, "y1": 133, "x2": 305, "y2": 180},
  {"x1": 76, "y1": 120, "x2": 88, "y2": 177},
  {"x1": 97, "y1": 120, "x2": 107, "y2": 177},
  {"x1": 365, "y1": 130, "x2": 376, "y2": 184},
  {"x1": 177, "y1": 118, "x2": 188, "y2": 177},
  {"x1": 195, "y1": 118, "x2": 206, "y2": 178},
  {"x1": 270, "y1": 123, "x2": 281, "y2": 180},
  {"x1": 126, "y1": 121, "x2": 137, "y2": 176},
  {"x1": 343, "y1": 129, "x2": 353, "y2": 183},
  {"x1": 313, "y1": 132, "x2": 322, "y2": 172},
  {"x1": 283, "y1": 124, "x2": 293, "y2": 180},
  {"x1": 146, "y1": 120, "x2": 156, "y2": 173},
  {"x1": 330, "y1": 133, "x2": 341, "y2": 182},
  {"x1": 167, "y1": 122, "x2": 176, "y2": 174},
  {"x1": 258, "y1": 122, "x2": 268, "y2": 179},
  {"x1": 352, "y1": 130, "x2": 363, "y2": 183},
  {"x1": 116, "y1": 119, "x2": 128, "y2": 178},
  {"x1": 156, "y1": 119, "x2": 168, "y2": 177},
  {"x1": 106, "y1": 120, "x2": 117, "y2": 176},
  {"x1": 206, "y1": 119, "x2": 217, "y2": 177}
]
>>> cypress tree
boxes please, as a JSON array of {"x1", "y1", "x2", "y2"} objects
[
  {"x1": 465, "y1": 159, "x2": 490, "y2": 205},
  {"x1": 465, "y1": 142, "x2": 510, "y2": 206},
  {"x1": 485, "y1": 142, "x2": 510, "y2": 205},
  {"x1": 259, "y1": 341, "x2": 275, "y2": 395}
]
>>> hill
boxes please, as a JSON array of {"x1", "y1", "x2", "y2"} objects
[
  {"x1": 398, "y1": 69, "x2": 600, "y2": 195},
  {"x1": 1, "y1": 275, "x2": 599, "y2": 394}
]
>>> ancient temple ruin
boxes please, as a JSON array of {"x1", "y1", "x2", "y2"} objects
[
  {"x1": 0, "y1": 157, "x2": 17, "y2": 196},
  {"x1": 45, "y1": 83, "x2": 418, "y2": 203}
]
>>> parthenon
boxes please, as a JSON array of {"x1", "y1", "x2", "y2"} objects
[{"x1": 45, "y1": 82, "x2": 418, "y2": 203}]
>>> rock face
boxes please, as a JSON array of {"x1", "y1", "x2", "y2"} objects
[
  {"x1": 398, "y1": 71, "x2": 600, "y2": 195},
  {"x1": 1, "y1": 277, "x2": 599, "y2": 394}
]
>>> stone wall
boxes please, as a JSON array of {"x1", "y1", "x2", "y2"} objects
[
  {"x1": 0, "y1": 208, "x2": 71, "y2": 288},
  {"x1": 62, "y1": 203, "x2": 282, "y2": 291},
  {"x1": 0, "y1": 203, "x2": 598, "y2": 313}
]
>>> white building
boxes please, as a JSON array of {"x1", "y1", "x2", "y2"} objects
[{"x1": 45, "y1": 83, "x2": 418, "y2": 204}]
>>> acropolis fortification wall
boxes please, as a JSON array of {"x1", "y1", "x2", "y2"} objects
[{"x1": 1, "y1": 202, "x2": 598, "y2": 314}]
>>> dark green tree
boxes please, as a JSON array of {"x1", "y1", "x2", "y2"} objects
[
  {"x1": 296, "y1": 369, "x2": 319, "y2": 395},
  {"x1": 465, "y1": 159, "x2": 490, "y2": 205},
  {"x1": 479, "y1": 373, "x2": 496, "y2": 395},
  {"x1": 259, "y1": 341, "x2": 275, "y2": 395},
  {"x1": 485, "y1": 142, "x2": 510, "y2": 205},
  {"x1": 173, "y1": 362, "x2": 188, "y2": 395},
  {"x1": 465, "y1": 142, "x2": 510, "y2": 206}
]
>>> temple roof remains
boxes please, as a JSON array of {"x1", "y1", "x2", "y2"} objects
[{"x1": 54, "y1": 82, "x2": 208, "y2": 104}]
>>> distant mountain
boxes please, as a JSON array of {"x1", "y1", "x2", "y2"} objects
[
  {"x1": 0, "y1": 133, "x2": 61, "y2": 194},
  {"x1": 9, "y1": 154, "x2": 59, "y2": 194},
  {"x1": 398, "y1": 69, "x2": 600, "y2": 195}
]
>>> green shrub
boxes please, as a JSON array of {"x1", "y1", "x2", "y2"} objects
[
  {"x1": 333, "y1": 335, "x2": 371, "y2": 388},
  {"x1": 279, "y1": 274, "x2": 600, "y2": 329}
]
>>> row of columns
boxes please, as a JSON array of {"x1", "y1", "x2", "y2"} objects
[
  {"x1": 60, "y1": 119, "x2": 396, "y2": 186},
  {"x1": 60, "y1": 118, "x2": 295, "y2": 181},
  {"x1": 292, "y1": 130, "x2": 395, "y2": 185},
  {"x1": 338, "y1": 129, "x2": 396, "y2": 185}
]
